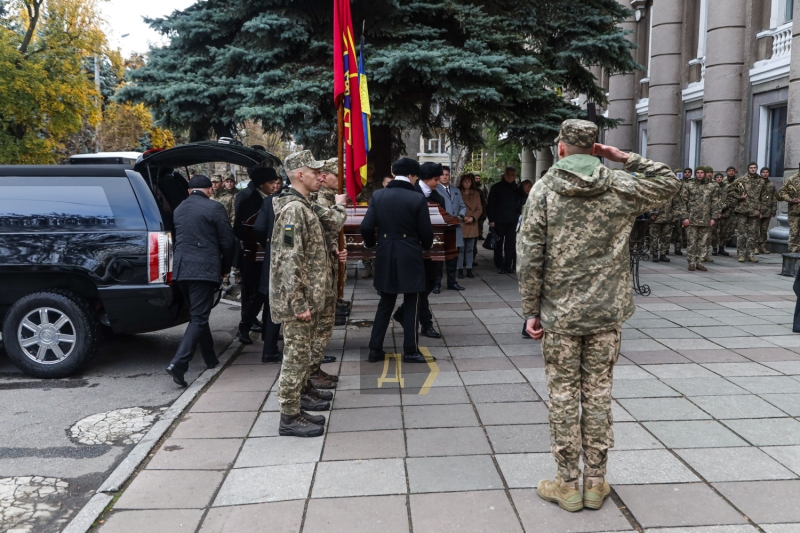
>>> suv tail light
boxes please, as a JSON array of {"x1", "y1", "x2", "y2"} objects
[{"x1": 148, "y1": 231, "x2": 172, "y2": 284}]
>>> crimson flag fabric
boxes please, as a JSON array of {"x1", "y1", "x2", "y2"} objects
[{"x1": 333, "y1": 0, "x2": 368, "y2": 202}]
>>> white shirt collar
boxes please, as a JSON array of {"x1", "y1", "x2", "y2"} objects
[
  {"x1": 419, "y1": 180, "x2": 432, "y2": 197},
  {"x1": 394, "y1": 176, "x2": 411, "y2": 183}
]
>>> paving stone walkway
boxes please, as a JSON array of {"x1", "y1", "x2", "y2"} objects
[{"x1": 94, "y1": 248, "x2": 800, "y2": 533}]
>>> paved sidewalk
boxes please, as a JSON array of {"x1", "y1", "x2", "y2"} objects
[{"x1": 93, "y1": 248, "x2": 800, "y2": 533}]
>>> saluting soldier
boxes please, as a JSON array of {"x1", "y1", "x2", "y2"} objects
[
  {"x1": 518, "y1": 120, "x2": 679, "y2": 513},
  {"x1": 271, "y1": 151, "x2": 334, "y2": 438}
]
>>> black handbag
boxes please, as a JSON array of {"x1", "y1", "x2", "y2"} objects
[{"x1": 482, "y1": 229, "x2": 498, "y2": 250}]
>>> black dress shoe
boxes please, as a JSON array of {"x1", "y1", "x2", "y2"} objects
[
  {"x1": 206, "y1": 357, "x2": 219, "y2": 369},
  {"x1": 368, "y1": 350, "x2": 385, "y2": 363},
  {"x1": 166, "y1": 364, "x2": 188, "y2": 387},
  {"x1": 403, "y1": 352, "x2": 435, "y2": 363},
  {"x1": 250, "y1": 323, "x2": 263, "y2": 333},
  {"x1": 497, "y1": 268, "x2": 505, "y2": 274},
  {"x1": 432, "y1": 285, "x2": 441, "y2": 294},
  {"x1": 322, "y1": 355, "x2": 337, "y2": 364},
  {"x1": 236, "y1": 331, "x2": 253, "y2": 345},
  {"x1": 447, "y1": 283, "x2": 465, "y2": 291},
  {"x1": 262, "y1": 352, "x2": 283, "y2": 363},
  {"x1": 420, "y1": 326, "x2": 441, "y2": 339}
]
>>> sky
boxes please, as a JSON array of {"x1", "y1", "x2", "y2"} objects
[{"x1": 101, "y1": 0, "x2": 197, "y2": 57}]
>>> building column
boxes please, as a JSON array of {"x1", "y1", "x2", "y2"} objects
[
  {"x1": 646, "y1": 0, "x2": 684, "y2": 167},
  {"x1": 700, "y1": 0, "x2": 746, "y2": 170},
  {"x1": 520, "y1": 148, "x2": 535, "y2": 181},
  {"x1": 535, "y1": 148, "x2": 553, "y2": 178},
  {"x1": 604, "y1": 0, "x2": 638, "y2": 168},
  {"x1": 784, "y1": 0, "x2": 800, "y2": 176}
]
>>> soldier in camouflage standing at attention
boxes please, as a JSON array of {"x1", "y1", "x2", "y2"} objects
[
  {"x1": 727, "y1": 163, "x2": 767, "y2": 263},
  {"x1": 308, "y1": 158, "x2": 348, "y2": 390},
  {"x1": 710, "y1": 172, "x2": 731, "y2": 256},
  {"x1": 777, "y1": 169, "x2": 800, "y2": 253},
  {"x1": 518, "y1": 120, "x2": 679, "y2": 512},
  {"x1": 758, "y1": 167, "x2": 777, "y2": 255},
  {"x1": 649, "y1": 174, "x2": 681, "y2": 262},
  {"x1": 679, "y1": 166, "x2": 721, "y2": 271},
  {"x1": 271, "y1": 150, "x2": 334, "y2": 438}
]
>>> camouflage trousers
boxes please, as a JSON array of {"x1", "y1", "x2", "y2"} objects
[
  {"x1": 759, "y1": 217, "x2": 772, "y2": 247},
  {"x1": 542, "y1": 328, "x2": 620, "y2": 481},
  {"x1": 672, "y1": 222, "x2": 686, "y2": 251},
  {"x1": 735, "y1": 215, "x2": 761, "y2": 258},
  {"x1": 710, "y1": 219, "x2": 721, "y2": 249},
  {"x1": 278, "y1": 314, "x2": 320, "y2": 415},
  {"x1": 713, "y1": 216, "x2": 733, "y2": 249},
  {"x1": 686, "y1": 226, "x2": 710, "y2": 266},
  {"x1": 649, "y1": 223, "x2": 672, "y2": 256},
  {"x1": 310, "y1": 296, "x2": 336, "y2": 373},
  {"x1": 790, "y1": 216, "x2": 800, "y2": 253}
]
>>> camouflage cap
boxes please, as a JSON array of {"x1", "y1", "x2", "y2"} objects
[
  {"x1": 210, "y1": 174, "x2": 222, "y2": 183},
  {"x1": 554, "y1": 119, "x2": 598, "y2": 148},
  {"x1": 223, "y1": 173, "x2": 235, "y2": 181},
  {"x1": 284, "y1": 150, "x2": 324, "y2": 172},
  {"x1": 321, "y1": 157, "x2": 339, "y2": 174}
]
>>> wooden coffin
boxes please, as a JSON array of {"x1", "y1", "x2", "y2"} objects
[{"x1": 343, "y1": 204, "x2": 460, "y2": 261}]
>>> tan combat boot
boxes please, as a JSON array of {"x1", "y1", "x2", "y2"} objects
[
  {"x1": 738, "y1": 256, "x2": 746, "y2": 263},
  {"x1": 688, "y1": 264, "x2": 696, "y2": 271},
  {"x1": 361, "y1": 263, "x2": 374, "y2": 279},
  {"x1": 583, "y1": 476, "x2": 611, "y2": 510},
  {"x1": 703, "y1": 256, "x2": 713, "y2": 262},
  {"x1": 747, "y1": 256, "x2": 759, "y2": 263},
  {"x1": 761, "y1": 246, "x2": 771, "y2": 254},
  {"x1": 537, "y1": 476, "x2": 583, "y2": 512},
  {"x1": 696, "y1": 264, "x2": 707, "y2": 271}
]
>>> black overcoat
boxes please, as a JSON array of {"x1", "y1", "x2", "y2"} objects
[
  {"x1": 173, "y1": 191, "x2": 236, "y2": 283},
  {"x1": 233, "y1": 181, "x2": 265, "y2": 241},
  {"x1": 361, "y1": 180, "x2": 434, "y2": 295},
  {"x1": 253, "y1": 194, "x2": 277, "y2": 295}
]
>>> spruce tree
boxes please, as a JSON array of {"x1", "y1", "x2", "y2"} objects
[{"x1": 118, "y1": 0, "x2": 638, "y2": 168}]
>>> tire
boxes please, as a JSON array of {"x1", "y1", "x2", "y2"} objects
[{"x1": 2, "y1": 290, "x2": 98, "y2": 378}]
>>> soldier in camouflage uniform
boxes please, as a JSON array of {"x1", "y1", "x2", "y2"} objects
[
  {"x1": 671, "y1": 168, "x2": 692, "y2": 255},
  {"x1": 307, "y1": 158, "x2": 348, "y2": 390},
  {"x1": 518, "y1": 120, "x2": 679, "y2": 512},
  {"x1": 649, "y1": 175, "x2": 681, "y2": 262},
  {"x1": 356, "y1": 174, "x2": 384, "y2": 279},
  {"x1": 727, "y1": 163, "x2": 767, "y2": 262},
  {"x1": 758, "y1": 167, "x2": 777, "y2": 255},
  {"x1": 777, "y1": 170, "x2": 800, "y2": 252},
  {"x1": 271, "y1": 150, "x2": 333, "y2": 438},
  {"x1": 710, "y1": 172, "x2": 732, "y2": 256},
  {"x1": 721, "y1": 167, "x2": 738, "y2": 251},
  {"x1": 679, "y1": 166, "x2": 722, "y2": 271}
]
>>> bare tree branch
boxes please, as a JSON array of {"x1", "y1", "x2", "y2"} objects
[{"x1": 19, "y1": 0, "x2": 44, "y2": 55}]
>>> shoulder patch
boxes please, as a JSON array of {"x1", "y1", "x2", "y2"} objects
[
  {"x1": 312, "y1": 204, "x2": 325, "y2": 216},
  {"x1": 645, "y1": 171, "x2": 656, "y2": 178},
  {"x1": 283, "y1": 224, "x2": 294, "y2": 247}
]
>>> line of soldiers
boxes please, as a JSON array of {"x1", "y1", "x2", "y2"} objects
[
  {"x1": 209, "y1": 174, "x2": 238, "y2": 283},
  {"x1": 649, "y1": 163, "x2": 779, "y2": 270}
]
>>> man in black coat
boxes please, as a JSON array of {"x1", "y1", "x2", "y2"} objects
[
  {"x1": 362, "y1": 158, "x2": 435, "y2": 363},
  {"x1": 234, "y1": 167, "x2": 277, "y2": 343},
  {"x1": 390, "y1": 163, "x2": 444, "y2": 339},
  {"x1": 166, "y1": 175, "x2": 236, "y2": 387},
  {"x1": 253, "y1": 170, "x2": 284, "y2": 363},
  {"x1": 487, "y1": 166, "x2": 523, "y2": 273}
]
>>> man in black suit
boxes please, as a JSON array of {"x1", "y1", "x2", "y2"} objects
[
  {"x1": 234, "y1": 167, "x2": 277, "y2": 344},
  {"x1": 166, "y1": 175, "x2": 236, "y2": 386},
  {"x1": 390, "y1": 162, "x2": 444, "y2": 339},
  {"x1": 251, "y1": 167, "x2": 283, "y2": 363},
  {"x1": 487, "y1": 166, "x2": 523, "y2": 273},
  {"x1": 362, "y1": 158, "x2": 435, "y2": 363}
]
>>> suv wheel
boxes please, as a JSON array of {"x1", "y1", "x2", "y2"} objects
[{"x1": 3, "y1": 291, "x2": 98, "y2": 378}]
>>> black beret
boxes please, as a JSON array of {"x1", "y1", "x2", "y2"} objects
[
  {"x1": 188, "y1": 174, "x2": 212, "y2": 189},
  {"x1": 249, "y1": 166, "x2": 279, "y2": 185},
  {"x1": 420, "y1": 162, "x2": 443, "y2": 180},
  {"x1": 391, "y1": 157, "x2": 421, "y2": 177}
]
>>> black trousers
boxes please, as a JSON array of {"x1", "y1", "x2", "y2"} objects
[
  {"x1": 370, "y1": 292, "x2": 420, "y2": 355},
  {"x1": 170, "y1": 280, "x2": 218, "y2": 373},
  {"x1": 434, "y1": 258, "x2": 457, "y2": 287},
  {"x1": 395, "y1": 260, "x2": 436, "y2": 329},
  {"x1": 239, "y1": 258, "x2": 263, "y2": 330},
  {"x1": 259, "y1": 290, "x2": 282, "y2": 356},
  {"x1": 793, "y1": 267, "x2": 800, "y2": 332},
  {"x1": 493, "y1": 222, "x2": 517, "y2": 271}
]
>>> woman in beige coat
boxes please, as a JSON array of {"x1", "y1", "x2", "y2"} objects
[{"x1": 458, "y1": 174, "x2": 483, "y2": 278}]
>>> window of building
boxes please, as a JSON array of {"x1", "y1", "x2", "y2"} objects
[
  {"x1": 688, "y1": 120, "x2": 703, "y2": 169},
  {"x1": 771, "y1": 0, "x2": 794, "y2": 26},
  {"x1": 697, "y1": 0, "x2": 709, "y2": 59},
  {"x1": 787, "y1": 0, "x2": 794, "y2": 22},
  {"x1": 638, "y1": 121, "x2": 648, "y2": 159},
  {"x1": 767, "y1": 105, "x2": 787, "y2": 176}
]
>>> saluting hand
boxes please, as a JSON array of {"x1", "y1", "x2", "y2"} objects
[
  {"x1": 592, "y1": 144, "x2": 630, "y2": 163},
  {"x1": 335, "y1": 194, "x2": 347, "y2": 205}
]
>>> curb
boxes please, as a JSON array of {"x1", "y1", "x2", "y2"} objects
[{"x1": 61, "y1": 341, "x2": 241, "y2": 533}]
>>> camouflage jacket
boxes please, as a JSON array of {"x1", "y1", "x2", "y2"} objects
[
  {"x1": 777, "y1": 171, "x2": 800, "y2": 217},
  {"x1": 517, "y1": 153, "x2": 679, "y2": 336},
  {"x1": 717, "y1": 181, "x2": 732, "y2": 217},
  {"x1": 677, "y1": 178, "x2": 722, "y2": 226},
  {"x1": 356, "y1": 179, "x2": 383, "y2": 204},
  {"x1": 310, "y1": 187, "x2": 347, "y2": 295},
  {"x1": 211, "y1": 188, "x2": 236, "y2": 225},
  {"x1": 727, "y1": 173, "x2": 767, "y2": 217},
  {"x1": 762, "y1": 178, "x2": 778, "y2": 217},
  {"x1": 651, "y1": 182, "x2": 681, "y2": 224},
  {"x1": 269, "y1": 189, "x2": 332, "y2": 321}
]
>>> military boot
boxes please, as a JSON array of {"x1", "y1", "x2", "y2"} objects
[
  {"x1": 761, "y1": 246, "x2": 771, "y2": 254},
  {"x1": 747, "y1": 256, "x2": 759, "y2": 263},
  {"x1": 305, "y1": 385, "x2": 333, "y2": 401},
  {"x1": 313, "y1": 368, "x2": 339, "y2": 382},
  {"x1": 537, "y1": 476, "x2": 583, "y2": 512},
  {"x1": 300, "y1": 394, "x2": 331, "y2": 411},
  {"x1": 279, "y1": 413, "x2": 324, "y2": 437},
  {"x1": 311, "y1": 372, "x2": 337, "y2": 390},
  {"x1": 659, "y1": 254, "x2": 670, "y2": 262},
  {"x1": 674, "y1": 248, "x2": 683, "y2": 256},
  {"x1": 299, "y1": 410, "x2": 326, "y2": 425},
  {"x1": 738, "y1": 256, "x2": 746, "y2": 262},
  {"x1": 719, "y1": 246, "x2": 730, "y2": 256},
  {"x1": 688, "y1": 264, "x2": 696, "y2": 271},
  {"x1": 583, "y1": 476, "x2": 611, "y2": 510},
  {"x1": 703, "y1": 255, "x2": 713, "y2": 262},
  {"x1": 652, "y1": 255, "x2": 660, "y2": 262},
  {"x1": 696, "y1": 264, "x2": 707, "y2": 271},
  {"x1": 361, "y1": 263, "x2": 374, "y2": 279}
]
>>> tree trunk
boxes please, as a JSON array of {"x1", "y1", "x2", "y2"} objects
[
  {"x1": 19, "y1": 0, "x2": 42, "y2": 55},
  {"x1": 369, "y1": 124, "x2": 392, "y2": 180}
]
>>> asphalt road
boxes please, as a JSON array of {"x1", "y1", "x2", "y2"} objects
[{"x1": 0, "y1": 302, "x2": 241, "y2": 533}]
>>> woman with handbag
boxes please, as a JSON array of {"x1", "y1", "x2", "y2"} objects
[{"x1": 458, "y1": 174, "x2": 483, "y2": 278}]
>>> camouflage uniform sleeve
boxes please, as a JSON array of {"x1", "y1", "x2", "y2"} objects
[
  {"x1": 276, "y1": 205, "x2": 310, "y2": 315},
  {"x1": 711, "y1": 184, "x2": 722, "y2": 219},
  {"x1": 313, "y1": 202, "x2": 347, "y2": 243},
  {"x1": 770, "y1": 183, "x2": 778, "y2": 217},
  {"x1": 516, "y1": 188, "x2": 547, "y2": 319},
  {"x1": 727, "y1": 178, "x2": 743, "y2": 207},
  {"x1": 622, "y1": 153, "x2": 681, "y2": 214},
  {"x1": 777, "y1": 173, "x2": 799, "y2": 202}
]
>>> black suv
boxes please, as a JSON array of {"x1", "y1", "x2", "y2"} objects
[{"x1": 0, "y1": 142, "x2": 280, "y2": 378}]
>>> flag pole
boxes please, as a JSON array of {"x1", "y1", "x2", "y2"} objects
[{"x1": 337, "y1": 101, "x2": 346, "y2": 300}]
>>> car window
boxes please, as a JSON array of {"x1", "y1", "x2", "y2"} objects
[{"x1": 0, "y1": 177, "x2": 146, "y2": 231}]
